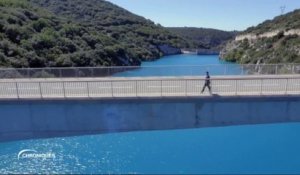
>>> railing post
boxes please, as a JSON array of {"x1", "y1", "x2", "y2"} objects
[
  {"x1": 160, "y1": 80, "x2": 163, "y2": 97},
  {"x1": 285, "y1": 78, "x2": 289, "y2": 95},
  {"x1": 38, "y1": 82, "x2": 43, "y2": 99},
  {"x1": 62, "y1": 82, "x2": 66, "y2": 98},
  {"x1": 15, "y1": 82, "x2": 19, "y2": 99},
  {"x1": 185, "y1": 79, "x2": 188, "y2": 97},
  {"x1": 135, "y1": 80, "x2": 138, "y2": 97},
  {"x1": 275, "y1": 65, "x2": 278, "y2": 75},
  {"x1": 260, "y1": 79, "x2": 263, "y2": 95},
  {"x1": 86, "y1": 82, "x2": 90, "y2": 98},
  {"x1": 235, "y1": 79, "x2": 238, "y2": 95},
  {"x1": 111, "y1": 81, "x2": 114, "y2": 97}
]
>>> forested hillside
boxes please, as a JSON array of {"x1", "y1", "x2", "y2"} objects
[
  {"x1": 29, "y1": 0, "x2": 195, "y2": 60},
  {"x1": 0, "y1": 0, "x2": 193, "y2": 68}
]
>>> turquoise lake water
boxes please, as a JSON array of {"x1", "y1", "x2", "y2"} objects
[
  {"x1": 114, "y1": 54, "x2": 243, "y2": 77},
  {"x1": 0, "y1": 54, "x2": 300, "y2": 174},
  {"x1": 1, "y1": 123, "x2": 300, "y2": 174}
]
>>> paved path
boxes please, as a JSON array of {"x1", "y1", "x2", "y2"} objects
[{"x1": 0, "y1": 75, "x2": 300, "y2": 99}]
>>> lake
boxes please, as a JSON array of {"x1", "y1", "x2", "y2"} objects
[
  {"x1": 0, "y1": 54, "x2": 299, "y2": 174},
  {"x1": 114, "y1": 54, "x2": 243, "y2": 77}
]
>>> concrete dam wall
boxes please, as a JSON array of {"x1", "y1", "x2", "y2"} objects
[{"x1": 0, "y1": 96, "x2": 300, "y2": 142}]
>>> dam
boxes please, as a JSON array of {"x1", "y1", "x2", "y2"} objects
[
  {"x1": 0, "y1": 63, "x2": 300, "y2": 142},
  {"x1": 1, "y1": 95, "x2": 300, "y2": 142}
]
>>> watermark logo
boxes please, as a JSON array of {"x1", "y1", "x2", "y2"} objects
[{"x1": 18, "y1": 149, "x2": 56, "y2": 160}]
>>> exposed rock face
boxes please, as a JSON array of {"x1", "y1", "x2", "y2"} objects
[
  {"x1": 235, "y1": 29, "x2": 300, "y2": 41},
  {"x1": 158, "y1": 45, "x2": 182, "y2": 55},
  {"x1": 219, "y1": 40, "x2": 239, "y2": 60},
  {"x1": 220, "y1": 9, "x2": 300, "y2": 64}
]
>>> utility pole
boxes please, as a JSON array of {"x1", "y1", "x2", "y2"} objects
[{"x1": 280, "y1": 5, "x2": 286, "y2": 15}]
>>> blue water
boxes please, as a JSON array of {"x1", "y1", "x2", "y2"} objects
[
  {"x1": 1, "y1": 123, "x2": 300, "y2": 174},
  {"x1": 1, "y1": 54, "x2": 300, "y2": 174},
  {"x1": 114, "y1": 54, "x2": 243, "y2": 77}
]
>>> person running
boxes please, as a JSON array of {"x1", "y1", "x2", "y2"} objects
[{"x1": 201, "y1": 71, "x2": 212, "y2": 95}]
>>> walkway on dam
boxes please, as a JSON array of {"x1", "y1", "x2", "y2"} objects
[{"x1": 0, "y1": 75, "x2": 300, "y2": 100}]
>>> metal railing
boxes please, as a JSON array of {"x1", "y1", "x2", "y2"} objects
[
  {"x1": 0, "y1": 64, "x2": 300, "y2": 79},
  {"x1": 0, "y1": 75, "x2": 300, "y2": 99}
]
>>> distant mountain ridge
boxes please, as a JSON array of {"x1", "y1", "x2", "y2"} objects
[
  {"x1": 167, "y1": 27, "x2": 238, "y2": 51},
  {"x1": 221, "y1": 9, "x2": 300, "y2": 64}
]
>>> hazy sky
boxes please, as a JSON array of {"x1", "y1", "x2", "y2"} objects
[{"x1": 106, "y1": 0, "x2": 300, "y2": 31}]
